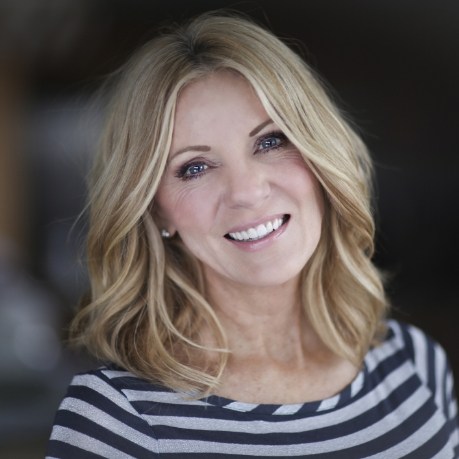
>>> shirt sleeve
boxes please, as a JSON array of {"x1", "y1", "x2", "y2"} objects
[
  {"x1": 404, "y1": 322, "x2": 459, "y2": 455},
  {"x1": 46, "y1": 370, "x2": 160, "y2": 458}
]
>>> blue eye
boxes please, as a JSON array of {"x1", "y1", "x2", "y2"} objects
[
  {"x1": 260, "y1": 137, "x2": 281, "y2": 149},
  {"x1": 186, "y1": 164, "x2": 207, "y2": 176},
  {"x1": 176, "y1": 162, "x2": 209, "y2": 180},
  {"x1": 256, "y1": 131, "x2": 288, "y2": 152}
]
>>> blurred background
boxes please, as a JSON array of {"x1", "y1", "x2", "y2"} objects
[{"x1": 0, "y1": 0, "x2": 458, "y2": 457}]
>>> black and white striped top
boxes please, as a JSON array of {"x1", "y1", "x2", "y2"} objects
[{"x1": 47, "y1": 321, "x2": 459, "y2": 458}]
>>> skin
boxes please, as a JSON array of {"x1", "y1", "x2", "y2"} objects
[{"x1": 156, "y1": 71, "x2": 357, "y2": 404}]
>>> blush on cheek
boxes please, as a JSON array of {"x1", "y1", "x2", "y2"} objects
[{"x1": 298, "y1": 163, "x2": 325, "y2": 215}]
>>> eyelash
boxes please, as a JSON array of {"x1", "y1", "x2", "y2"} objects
[
  {"x1": 255, "y1": 131, "x2": 289, "y2": 152},
  {"x1": 174, "y1": 131, "x2": 289, "y2": 181},
  {"x1": 175, "y1": 160, "x2": 212, "y2": 181}
]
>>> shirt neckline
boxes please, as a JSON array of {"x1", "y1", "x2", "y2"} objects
[{"x1": 200, "y1": 361, "x2": 368, "y2": 416}]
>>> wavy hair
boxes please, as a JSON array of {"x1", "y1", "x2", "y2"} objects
[{"x1": 71, "y1": 12, "x2": 389, "y2": 395}]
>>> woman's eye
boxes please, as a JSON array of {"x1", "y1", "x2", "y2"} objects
[
  {"x1": 260, "y1": 137, "x2": 281, "y2": 149},
  {"x1": 256, "y1": 132, "x2": 288, "y2": 152},
  {"x1": 175, "y1": 162, "x2": 209, "y2": 180},
  {"x1": 186, "y1": 164, "x2": 207, "y2": 176}
]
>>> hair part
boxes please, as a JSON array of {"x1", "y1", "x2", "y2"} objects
[{"x1": 70, "y1": 11, "x2": 389, "y2": 395}]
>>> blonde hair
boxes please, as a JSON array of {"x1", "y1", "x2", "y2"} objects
[{"x1": 71, "y1": 12, "x2": 388, "y2": 394}]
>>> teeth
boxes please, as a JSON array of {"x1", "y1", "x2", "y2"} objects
[{"x1": 228, "y1": 216, "x2": 285, "y2": 242}]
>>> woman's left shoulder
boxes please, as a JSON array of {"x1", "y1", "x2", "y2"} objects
[
  {"x1": 377, "y1": 319, "x2": 455, "y2": 396},
  {"x1": 384, "y1": 319, "x2": 449, "y2": 365}
]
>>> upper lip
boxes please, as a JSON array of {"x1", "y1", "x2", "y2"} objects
[{"x1": 224, "y1": 214, "x2": 288, "y2": 235}]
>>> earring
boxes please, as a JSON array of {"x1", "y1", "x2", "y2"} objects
[{"x1": 161, "y1": 229, "x2": 171, "y2": 239}]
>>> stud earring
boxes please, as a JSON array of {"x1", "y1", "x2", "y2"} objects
[{"x1": 161, "y1": 229, "x2": 171, "y2": 239}]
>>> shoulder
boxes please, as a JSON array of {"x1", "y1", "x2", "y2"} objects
[
  {"x1": 47, "y1": 366, "x2": 160, "y2": 458},
  {"x1": 56, "y1": 366, "x2": 144, "y2": 415},
  {"x1": 368, "y1": 320, "x2": 457, "y2": 416},
  {"x1": 384, "y1": 319, "x2": 451, "y2": 381}
]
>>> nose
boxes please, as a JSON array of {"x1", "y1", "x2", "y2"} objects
[{"x1": 223, "y1": 161, "x2": 270, "y2": 209}]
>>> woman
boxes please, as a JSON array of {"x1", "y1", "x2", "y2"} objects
[{"x1": 47, "y1": 13, "x2": 458, "y2": 458}]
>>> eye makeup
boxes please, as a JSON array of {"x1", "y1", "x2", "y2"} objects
[
  {"x1": 254, "y1": 130, "x2": 289, "y2": 153},
  {"x1": 174, "y1": 157, "x2": 215, "y2": 181},
  {"x1": 173, "y1": 130, "x2": 290, "y2": 182}
]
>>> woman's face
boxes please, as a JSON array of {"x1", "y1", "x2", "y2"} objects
[{"x1": 156, "y1": 71, "x2": 324, "y2": 290}]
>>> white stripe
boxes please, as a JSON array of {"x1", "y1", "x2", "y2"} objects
[
  {"x1": 450, "y1": 398, "x2": 458, "y2": 419},
  {"x1": 434, "y1": 344, "x2": 446, "y2": 411},
  {"x1": 159, "y1": 438, "x2": 303, "y2": 456},
  {"x1": 123, "y1": 388, "x2": 212, "y2": 407},
  {"x1": 351, "y1": 370, "x2": 365, "y2": 397},
  {"x1": 102, "y1": 369, "x2": 134, "y2": 379},
  {"x1": 71, "y1": 373, "x2": 140, "y2": 417},
  {"x1": 430, "y1": 443, "x2": 457, "y2": 459},
  {"x1": 446, "y1": 370, "x2": 455, "y2": 403},
  {"x1": 316, "y1": 394, "x2": 340, "y2": 411},
  {"x1": 59, "y1": 397, "x2": 159, "y2": 453},
  {"x1": 364, "y1": 334, "x2": 400, "y2": 373},
  {"x1": 273, "y1": 403, "x2": 304, "y2": 415},
  {"x1": 50, "y1": 425, "x2": 139, "y2": 458},
  {"x1": 408, "y1": 325, "x2": 429, "y2": 384},
  {"x1": 216, "y1": 401, "x2": 258, "y2": 412}
]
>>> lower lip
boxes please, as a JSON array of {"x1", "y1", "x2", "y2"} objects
[{"x1": 226, "y1": 218, "x2": 289, "y2": 252}]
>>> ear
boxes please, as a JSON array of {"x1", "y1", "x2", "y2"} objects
[
  {"x1": 150, "y1": 201, "x2": 177, "y2": 238},
  {"x1": 161, "y1": 226, "x2": 177, "y2": 238}
]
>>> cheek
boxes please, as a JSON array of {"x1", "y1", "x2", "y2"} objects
[
  {"x1": 279, "y1": 159, "x2": 322, "y2": 202},
  {"x1": 156, "y1": 181, "x2": 216, "y2": 231},
  {"x1": 285, "y1": 162, "x2": 325, "y2": 231}
]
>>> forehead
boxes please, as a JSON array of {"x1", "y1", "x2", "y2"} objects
[{"x1": 171, "y1": 71, "x2": 268, "y2": 143}]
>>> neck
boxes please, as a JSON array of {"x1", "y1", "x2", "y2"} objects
[
  {"x1": 203, "y1": 268, "x2": 318, "y2": 364},
  {"x1": 200, "y1": 268, "x2": 358, "y2": 405}
]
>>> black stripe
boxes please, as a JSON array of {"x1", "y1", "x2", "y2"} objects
[
  {"x1": 426, "y1": 334, "x2": 437, "y2": 396},
  {"x1": 397, "y1": 321, "x2": 415, "y2": 363},
  {"x1": 442, "y1": 356, "x2": 450, "y2": 418},
  {"x1": 364, "y1": 347, "x2": 412, "y2": 391},
  {"x1": 401, "y1": 420, "x2": 452, "y2": 459},
  {"x1": 294, "y1": 400, "x2": 322, "y2": 415},
  {"x1": 66, "y1": 385, "x2": 153, "y2": 436}
]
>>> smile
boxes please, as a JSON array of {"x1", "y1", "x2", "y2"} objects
[{"x1": 225, "y1": 215, "x2": 290, "y2": 242}]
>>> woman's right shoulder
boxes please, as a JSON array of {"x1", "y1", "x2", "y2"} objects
[
  {"x1": 46, "y1": 365, "x2": 161, "y2": 458},
  {"x1": 67, "y1": 365, "x2": 143, "y2": 393},
  {"x1": 59, "y1": 364, "x2": 162, "y2": 416}
]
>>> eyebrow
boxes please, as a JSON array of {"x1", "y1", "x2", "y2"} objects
[
  {"x1": 249, "y1": 119, "x2": 273, "y2": 137},
  {"x1": 171, "y1": 119, "x2": 273, "y2": 158},
  {"x1": 171, "y1": 145, "x2": 211, "y2": 158}
]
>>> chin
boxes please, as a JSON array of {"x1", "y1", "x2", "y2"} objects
[{"x1": 236, "y1": 266, "x2": 304, "y2": 289}]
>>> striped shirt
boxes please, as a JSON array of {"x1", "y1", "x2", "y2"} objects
[{"x1": 47, "y1": 320, "x2": 459, "y2": 458}]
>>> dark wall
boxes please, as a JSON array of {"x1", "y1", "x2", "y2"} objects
[{"x1": 0, "y1": 1, "x2": 458, "y2": 456}]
